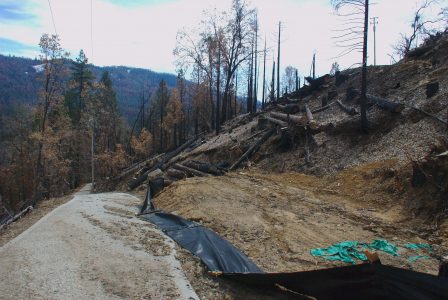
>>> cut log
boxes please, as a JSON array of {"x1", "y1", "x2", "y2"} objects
[
  {"x1": 0, "y1": 206, "x2": 33, "y2": 230},
  {"x1": 230, "y1": 128, "x2": 276, "y2": 171},
  {"x1": 270, "y1": 111, "x2": 307, "y2": 126},
  {"x1": 167, "y1": 168, "x2": 188, "y2": 179},
  {"x1": 270, "y1": 111, "x2": 323, "y2": 132},
  {"x1": 305, "y1": 104, "x2": 314, "y2": 123},
  {"x1": 183, "y1": 161, "x2": 225, "y2": 176},
  {"x1": 114, "y1": 153, "x2": 164, "y2": 181},
  {"x1": 348, "y1": 88, "x2": 405, "y2": 113},
  {"x1": 336, "y1": 100, "x2": 358, "y2": 115},
  {"x1": 367, "y1": 94, "x2": 405, "y2": 113},
  {"x1": 128, "y1": 136, "x2": 200, "y2": 190},
  {"x1": 172, "y1": 164, "x2": 211, "y2": 177},
  {"x1": 406, "y1": 104, "x2": 447, "y2": 126},
  {"x1": 277, "y1": 103, "x2": 303, "y2": 114},
  {"x1": 264, "y1": 116, "x2": 288, "y2": 128}
]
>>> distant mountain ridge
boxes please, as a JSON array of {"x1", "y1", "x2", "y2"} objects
[{"x1": 0, "y1": 55, "x2": 178, "y2": 122}]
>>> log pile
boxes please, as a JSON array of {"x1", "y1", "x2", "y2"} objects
[{"x1": 128, "y1": 136, "x2": 201, "y2": 190}]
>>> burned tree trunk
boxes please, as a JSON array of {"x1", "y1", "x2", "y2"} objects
[
  {"x1": 128, "y1": 137, "x2": 199, "y2": 190},
  {"x1": 167, "y1": 168, "x2": 188, "y2": 179},
  {"x1": 270, "y1": 111, "x2": 307, "y2": 126},
  {"x1": 230, "y1": 128, "x2": 276, "y2": 171},
  {"x1": 337, "y1": 100, "x2": 359, "y2": 115},
  {"x1": 173, "y1": 164, "x2": 210, "y2": 177},
  {"x1": 263, "y1": 116, "x2": 288, "y2": 128},
  {"x1": 367, "y1": 94, "x2": 404, "y2": 113}
]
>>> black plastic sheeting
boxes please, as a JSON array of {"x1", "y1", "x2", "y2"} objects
[
  {"x1": 140, "y1": 178, "x2": 261, "y2": 274},
  {"x1": 139, "y1": 182, "x2": 448, "y2": 299},
  {"x1": 224, "y1": 263, "x2": 448, "y2": 300}
]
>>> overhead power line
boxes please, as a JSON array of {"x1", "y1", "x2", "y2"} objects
[
  {"x1": 47, "y1": 0, "x2": 58, "y2": 35},
  {"x1": 91, "y1": 0, "x2": 94, "y2": 61}
]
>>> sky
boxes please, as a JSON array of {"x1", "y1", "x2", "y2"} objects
[{"x1": 0, "y1": 0, "x2": 446, "y2": 79}]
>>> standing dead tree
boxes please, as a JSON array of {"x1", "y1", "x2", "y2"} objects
[
  {"x1": 276, "y1": 21, "x2": 282, "y2": 102},
  {"x1": 331, "y1": 0, "x2": 370, "y2": 133},
  {"x1": 262, "y1": 39, "x2": 267, "y2": 109},
  {"x1": 393, "y1": 0, "x2": 446, "y2": 60},
  {"x1": 221, "y1": 1, "x2": 257, "y2": 122}
]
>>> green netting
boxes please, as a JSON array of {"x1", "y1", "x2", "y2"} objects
[
  {"x1": 404, "y1": 243, "x2": 432, "y2": 252},
  {"x1": 311, "y1": 240, "x2": 434, "y2": 264},
  {"x1": 368, "y1": 239, "x2": 399, "y2": 256},
  {"x1": 311, "y1": 239, "x2": 399, "y2": 264}
]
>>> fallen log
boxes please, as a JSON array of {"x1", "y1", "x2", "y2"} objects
[
  {"x1": 278, "y1": 103, "x2": 303, "y2": 114},
  {"x1": 183, "y1": 161, "x2": 225, "y2": 176},
  {"x1": 128, "y1": 136, "x2": 199, "y2": 190},
  {"x1": 406, "y1": 104, "x2": 447, "y2": 126},
  {"x1": 0, "y1": 206, "x2": 33, "y2": 230},
  {"x1": 336, "y1": 100, "x2": 358, "y2": 115},
  {"x1": 349, "y1": 89, "x2": 405, "y2": 113},
  {"x1": 367, "y1": 94, "x2": 405, "y2": 113},
  {"x1": 167, "y1": 168, "x2": 188, "y2": 179},
  {"x1": 172, "y1": 163, "x2": 211, "y2": 177},
  {"x1": 230, "y1": 128, "x2": 276, "y2": 171},
  {"x1": 270, "y1": 111, "x2": 324, "y2": 132},
  {"x1": 114, "y1": 153, "x2": 164, "y2": 181},
  {"x1": 270, "y1": 111, "x2": 307, "y2": 126},
  {"x1": 264, "y1": 116, "x2": 288, "y2": 128}
]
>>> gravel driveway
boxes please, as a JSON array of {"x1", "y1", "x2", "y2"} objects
[{"x1": 0, "y1": 185, "x2": 198, "y2": 299}]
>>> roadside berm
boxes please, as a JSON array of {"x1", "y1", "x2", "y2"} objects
[{"x1": 106, "y1": 32, "x2": 448, "y2": 299}]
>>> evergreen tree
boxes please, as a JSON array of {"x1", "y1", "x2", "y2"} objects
[{"x1": 65, "y1": 50, "x2": 94, "y2": 125}]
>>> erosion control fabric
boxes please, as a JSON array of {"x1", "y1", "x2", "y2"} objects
[
  {"x1": 310, "y1": 239, "x2": 399, "y2": 264},
  {"x1": 139, "y1": 183, "x2": 448, "y2": 299}
]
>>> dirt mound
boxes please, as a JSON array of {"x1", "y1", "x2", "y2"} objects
[{"x1": 151, "y1": 164, "x2": 447, "y2": 271}]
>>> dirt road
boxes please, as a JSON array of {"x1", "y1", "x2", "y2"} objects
[{"x1": 0, "y1": 185, "x2": 198, "y2": 299}]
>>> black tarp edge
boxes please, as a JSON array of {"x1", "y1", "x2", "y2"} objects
[{"x1": 139, "y1": 182, "x2": 448, "y2": 300}]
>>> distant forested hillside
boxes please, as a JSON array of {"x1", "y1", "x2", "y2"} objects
[{"x1": 0, "y1": 54, "x2": 177, "y2": 122}]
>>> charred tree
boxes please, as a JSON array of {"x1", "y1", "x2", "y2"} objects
[
  {"x1": 262, "y1": 40, "x2": 267, "y2": 109},
  {"x1": 276, "y1": 22, "x2": 281, "y2": 102}
]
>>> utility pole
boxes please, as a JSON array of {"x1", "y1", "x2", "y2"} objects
[
  {"x1": 312, "y1": 53, "x2": 316, "y2": 79},
  {"x1": 216, "y1": 38, "x2": 221, "y2": 135},
  {"x1": 271, "y1": 59, "x2": 275, "y2": 103},
  {"x1": 371, "y1": 17, "x2": 378, "y2": 66},
  {"x1": 234, "y1": 70, "x2": 238, "y2": 117},
  {"x1": 276, "y1": 21, "x2": 281, "y2": 102},
  {"x1": 262, "y1": 39, "x2": 267, "y2": 109},
  {"x1": 90, "y1": 118, "x2": 95, "y2": 191},
  {"x1": 141, "y1": 90, "x2": 145, "y2": 131},
  {"x1": 253, "y1": 17, "x2": 258, "y2": 113}
]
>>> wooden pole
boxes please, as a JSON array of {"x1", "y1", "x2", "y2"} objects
[
  {"x1": 277, "y1": 21, "x2": 281, "y2": 102},
  {"x1": 262, "y1": 39, "x2": 267, "y2": 110}
]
